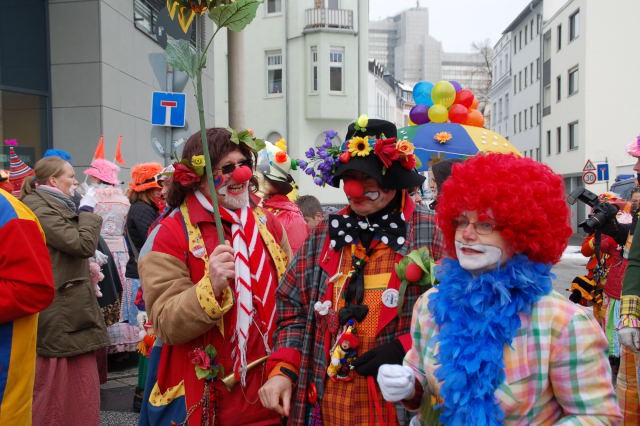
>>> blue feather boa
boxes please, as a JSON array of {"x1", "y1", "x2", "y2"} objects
[{"x1": 428, "y1": 254, "x2": 553, "y2": 425}]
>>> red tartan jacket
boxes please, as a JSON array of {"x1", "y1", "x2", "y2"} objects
[{"x1": 268, "y1": 197, "x2": 444, "y2": 425}]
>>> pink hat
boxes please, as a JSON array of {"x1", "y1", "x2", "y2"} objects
[
  {"x1": 84, "y1": 158, "x2": 121, "y2": 185},
  {"x1": 626, "y1": 135, "x2": 640, "y2": 158},
  {"x1": 6, "y1": 142, "x2": 34, "y2": 197}
]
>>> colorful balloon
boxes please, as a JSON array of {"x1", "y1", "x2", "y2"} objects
[
  {"x1": 448, "y1": 104, "x2": 469, "y2": 124},
  {"x1": 409, "y1": 104, "x2": 430, "y2": 125},
  {"x1": 449, "y1": 80, "x2": 462, "y2": 92},
  {"x1": 431, "y1": 81, "x2": 456, "y2": 108},
  {"x1": 454, "y1": 89, "x2": 474, "y2": 108},
  {"x1": 465, "y1": 109, "x2": 485, "y2": 127},
  {"x1": 413, "y1": 81, "x2": 434, "y2": 106},
  {"x1": 428, "y1": 104, "x2": 448, "y2": 123},
  {"x1": 470, "y1": 97, "x2": 479, "y2": 110}
]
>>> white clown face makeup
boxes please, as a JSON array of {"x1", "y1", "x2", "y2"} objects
[{"x1": 454, "y1": 210, "x2": 513, "y2": 273}]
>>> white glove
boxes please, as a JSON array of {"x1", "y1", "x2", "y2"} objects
[
  {"x1": 137, "y1": 311, "x2": 149, "y2": 328},
  {"x1": 94, "y1": 249, "x2": 108, "y2": 265},
  {"x1": 618, "y1": 327, "x2": 640, "y2": 352},
  {"x1": 79, "y1": 186, "x2": 97, "y2": 209},
  {"x1": 377, "y1": 364, "x2": 415, "y2": 402}
]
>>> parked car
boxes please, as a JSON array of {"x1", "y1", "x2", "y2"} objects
[{"x1": 610, "y1": 177, "x2": 637, "y2": 200}]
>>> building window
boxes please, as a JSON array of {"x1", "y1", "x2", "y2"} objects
[
  {"x1": 134, "y1": 0, "x2": 197, "y2": 47},
  {"x1": 546, "y1": 130, "x2": 551, "y2": 156},
  {"x1": 523, "y1": 109, "x2": 527, "y2": 130},
  {"x1": 569, "y1": 9, "x2": 580, "y2": 41},
  {"x1": 518, "y1": 111, "x2": 522, "y2": 132},
  {"x1": 266, "y1": 0, "x2": 282, "y2": 14},
  {"x1": 504, "y1": 94, "x2": 509, "y2": 119},
  {"x1": 524, "y1": 68, "x2": 528, "y2": 88},
  {"x1": 513, "y1": 79, "x2": 517, "y2": 94},
  {"x1": 536, "y1": 103, "x2": 540, "y2": 124},
  {"x1": 513, "y1": 34, "x2": 517, "y2": 54},
  {"x1": 530, "y1": 19, "x2": 534, "y2": 40},
  {"x1": 530, "y1": 106, "x2": 534, "y2": 127},
  {"x1": 556, "y1": 127, "x2": 561, "y2": 153},
  {"x1": 310, "y1": 46, "x2": 318, "y2": 93},
  {"x1": 525, "y1": 25, "x2": 528, "y2": 44},
  {"x1": 519, "y1": 30, "x2": 523, "y2": 49},
  {"x1": 557, "y1": 24, "x2": 562, "y2": 50},
  {"x1": 556, "y1": 76, "x2": 561, "y2": 102},
  {"x1": 519, "y1": 71, "x2": 522, "y2": 92},
  {"x1": 543, "y1": 85, "x2": 551, "y2": 116},
  {"x1": 530, "y1": 63, "x2": 534, "y2": 84},
  {"x1": 266, "y1": 50, "x2": 283, "y2": 94},
  {"x1": 536, "y1": 58, "x2": 540, "y2": 80},
  {"x1": 568, "y1": 121, "x2": 579, "y2": 150},
  {"x1": 513, "y1": 115, "x2": 517, "y2": 133},
  {"x1": 329, "y1": 48, "x2": 344, "y2": 92},
  {"x1": 568, "y1": 66, "x2": 579, "y2": 95}
]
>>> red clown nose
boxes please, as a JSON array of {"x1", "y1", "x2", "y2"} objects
[
  {"x1": 343, "y1": 179, "x2": 364, "y2": 198},
  {"x1": 232, "y1": 165, "x2": 252, "y2": 183}
]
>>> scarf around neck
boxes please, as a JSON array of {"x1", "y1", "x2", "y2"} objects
[
  {"x1": 194, "y1": 191, "x2": 276, "y2": 385},
  {"x1": 429, "y1": 255, "x2": 553, "y2": 425},
  {"x1": 37, "y1": 186, "x2": 77, "y2": 213}
]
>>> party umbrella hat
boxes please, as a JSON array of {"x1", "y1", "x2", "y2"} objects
[
  {"x1": 5, "y1": 140, "x2": 34, "y2": 196},
  {"x1": 397, "y1": 123, "x2": 521, "y2": 171}
]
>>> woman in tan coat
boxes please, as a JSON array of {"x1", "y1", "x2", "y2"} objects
[{"x1": 21, "y1": 156, "x2": 108, "y2": 426}]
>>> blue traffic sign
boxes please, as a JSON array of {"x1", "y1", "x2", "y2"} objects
[
  {"x1": 151, "y1": 91, "x2": 186, "y2": 127},
  {"x1": 596, "y1": 164, "x2": 609, "y2": 181}
]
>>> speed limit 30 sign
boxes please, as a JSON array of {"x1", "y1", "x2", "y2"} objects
[{"x1": 582, "y1": 171, "x2": 596, "y2": 185}]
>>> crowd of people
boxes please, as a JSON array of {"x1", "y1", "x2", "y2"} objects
[{"x1": 1, "y1": 118, "x2": 639, "y2": 425}]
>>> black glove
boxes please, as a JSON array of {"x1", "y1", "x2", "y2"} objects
[{"x1": 351, "y1": 339, "x2": 405, "y2": 377}]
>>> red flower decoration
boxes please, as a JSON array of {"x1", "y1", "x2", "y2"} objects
[
  {"x1": 374, "y1": 137, "x2": 400, "y2": 168},
  {"x1": 190, "y1": 348, "x2": 211, "y2": 370},
  {"x1": 400, "y1": 154, "x2": 416, "y2": 170},
  {"x1": 339, "y1": 151, "x2": 352, "y2": 163},
  {"x1": 173, "y1": 163, "x2": 201, "y2": 186}
]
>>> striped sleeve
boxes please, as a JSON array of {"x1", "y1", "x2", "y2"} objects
[{"x1": 0, "y1": 190, "x2": 54, "y2": 323}]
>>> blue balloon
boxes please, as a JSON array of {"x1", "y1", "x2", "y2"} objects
[
  {"x1": 449, "y1": 80, "x2": 462, "y2": 92},
  {"x1": 413, "y1": 81, "x2": 434, "y2": 106}
]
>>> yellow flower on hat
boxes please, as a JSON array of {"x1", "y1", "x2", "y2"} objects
[
  {"x1": 275, "y1": 138, "x2": 287, "y2": 151},
  {"x1": 348, "y1": 137, "x2": 372, "y2": 157},
  {"x1": 357, "y1": 114, "x2": 368, "y2": 129}
]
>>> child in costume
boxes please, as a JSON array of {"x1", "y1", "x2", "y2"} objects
[{"x1": 377, "y1": 153, "x2": 621, "y2": 425}]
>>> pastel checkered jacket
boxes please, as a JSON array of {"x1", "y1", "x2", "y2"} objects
[{"x1": 405, "y1": 288, "x2": 622, "y2": 425}]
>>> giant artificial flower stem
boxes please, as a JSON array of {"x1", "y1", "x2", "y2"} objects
[{"x1": 196, "y1": 66, "x2": 225, "y2": 244}]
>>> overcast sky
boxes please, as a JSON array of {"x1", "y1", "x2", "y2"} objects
[{"x1": 369, "y1": 0, "x2": 532, "y2": 53}]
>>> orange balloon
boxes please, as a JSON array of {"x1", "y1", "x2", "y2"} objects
[
  {"x1": 465, "y1": 109, "x2": 485, "y2": 127},
  {"x1": 470, "y1": 97, "x2": 479, "y2": 110}
]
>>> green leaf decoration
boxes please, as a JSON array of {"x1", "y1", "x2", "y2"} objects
[
  {"x1": 204, "y1": 344, "x2": 217, "y2": 359},
  {"x1": 414, "y1": 156, "x2": 423, "y2": 170},
  {"x1": 195, "y1": 366, "x2": 210, "y2": 380},
  {"x1": 166, "y1": 39, "x2": 201, "y2": 78},
  {"x1": 209, "y1": 0, "x2": 261, "y2": 32}
]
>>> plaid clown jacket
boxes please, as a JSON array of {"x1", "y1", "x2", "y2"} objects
[{"x1": 269, "y1": 199, "x2": 444, "y2": 425}]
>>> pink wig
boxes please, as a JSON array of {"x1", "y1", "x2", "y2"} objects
[
  {"x1": 436, "y1": 153, "x2": 572, "y2": 265},
  {"x1": 626, "y1": 135, "x2": 640, "y2": 158}
]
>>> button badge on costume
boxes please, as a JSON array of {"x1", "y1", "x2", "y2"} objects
[
  {"x1": 192, "y1": 244, "x2": 206, "y2": 258},
  {"x1": 381, "y1": 288, "x2": 399, "y2": 308}
]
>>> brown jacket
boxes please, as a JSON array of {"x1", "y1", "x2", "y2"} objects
[{"x1": 22, "y1": 190, "x2": 109, "y2": 357}]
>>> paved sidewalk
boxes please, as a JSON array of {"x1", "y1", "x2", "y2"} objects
[{"x1": 100, "y1": 354, "x2": 140, "y2": 426}]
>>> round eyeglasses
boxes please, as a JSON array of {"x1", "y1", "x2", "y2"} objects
[
  {"x1": 215, "y1": 160, "x2": 251, "y2": 175},
  {"x1": 452, "y1": 216, "x2": 499, "y2": 235}
]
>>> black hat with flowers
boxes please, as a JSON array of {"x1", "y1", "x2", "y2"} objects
[{"x1": 332, "y1": 117, "x2": 425, "y2": 190}]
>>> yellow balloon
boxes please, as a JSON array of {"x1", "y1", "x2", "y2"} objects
[
  {"x1": 408, "y1": 117, "x2": 416, "y2": 126},
  {"x1": 431, "y1": 81, "x2": 456, "y2": 108},
  {"x1": 428, "y1": 104, "x2": 448, "y2": 123}
]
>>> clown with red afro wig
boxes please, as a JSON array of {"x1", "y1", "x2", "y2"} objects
[
  {"x1": 436, "y1": 153, "x2": 572, "y2": 264},
  {"x1": 377, "y1": 153, "x2": 621, "y2": 425}
]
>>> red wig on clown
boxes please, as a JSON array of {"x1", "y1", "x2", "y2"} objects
[{"x1": 436, "y1": 153, "x2": 572, "y2": 264}]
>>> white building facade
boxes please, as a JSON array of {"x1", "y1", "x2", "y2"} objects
[
  {"x1": 504, "y1": 0, "x2": 543, "y2": 160},
  {"x1": 488, "y1": 33, "x2": 512, "y2": 138},
  {"x1": 214, "y1": 0, "x2": 370, "y2": 203}
]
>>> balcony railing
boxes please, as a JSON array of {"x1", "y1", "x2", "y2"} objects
[{"x1": 304, "y1": 8, "x2": 353, "y2": 31}]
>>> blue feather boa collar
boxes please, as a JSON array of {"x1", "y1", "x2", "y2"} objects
[{"x1": 428, "y1": 254, "x2": 553, "y2": 425}]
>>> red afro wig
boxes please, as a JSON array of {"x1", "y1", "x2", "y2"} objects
[
  {"x1": 338, "y1": 331, "x2": 360, "y2": 349},
  {"x1": 436, "y1": 153, "x2": 572, "y2": 265}
]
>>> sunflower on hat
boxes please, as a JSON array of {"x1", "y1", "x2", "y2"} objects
[{"x1": 299, "y1": 115, "x2": 422, "y2": 189}]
